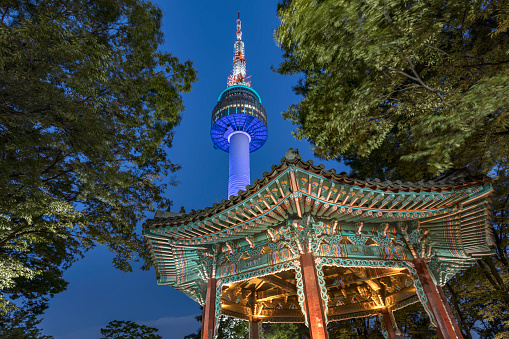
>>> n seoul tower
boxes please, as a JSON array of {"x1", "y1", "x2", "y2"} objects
[{"x1": 211, "y1": 13, "x2": 268, "y2": 198}]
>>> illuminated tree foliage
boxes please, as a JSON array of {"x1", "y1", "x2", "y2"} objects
[
  {"x1": 216, "y1": 316, "x2": 249, "y2": 339},
  {"x1": 0, "y1": 0, "x2": 196, "y2": 314}
]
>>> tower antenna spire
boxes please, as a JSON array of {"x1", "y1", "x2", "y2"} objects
[{"x1": 228, "y1": 11, "x2": 250, "y2": 86}]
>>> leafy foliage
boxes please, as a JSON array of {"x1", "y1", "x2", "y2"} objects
[
  {"x1": 216, "y1": 316, "x2": 248, "y2": 339},
  {"x1": 392, "y1": 303, "x2": 439, "y2": 338},
  {"x1": 99, "y1": 320, "x2": 162, "y2": 339},
  {"x1": 1, "y1": 233, "x2": 76, "y2": 318},
  {"x1": 184, "y1": 314, "x2": 249, "y2": 339},
  {"x1": 327, "y1": 317, "x2": 385, "y2": 339},
  {"x1": 262, "y1": 322, "x2": 309, "y2": 339},
  {"x1": 0, "y1": 0, "x2": 196, "y2": 314},
  {"x1": 276, "y1": 0, "x2": 509, "y2": 176},
  {"x1": 0, "y1": 309, "x2": 53, "y2": 339}
]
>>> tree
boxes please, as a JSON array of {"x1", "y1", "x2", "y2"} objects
[
  {"x1": 392, "y1": 303, "x2": 439, "y2": 339},
  {"x1": 262, "y1": 322, "x2": 309, "y2": 339},
  {"x1": 99, "y1": 320, "x2": 162, "y2": 339},
  {"x1": 275, "y1": 0, "x2": 509, "y2": 176},
  {"x1": 216, "y1": 316, "x2": 249, "y2": 339},
  {"x1": 327, "y1": 317, "x2": 385, "y2": 339},
  {"x1": 0, "y1": 0, "x2": 196, "y2": 314},
  {"x1": 0, "y1": 309, "x2": 53, "y2": 339},
  {"x1": 275, "y1": 0, "x2": 509, "y2": 337},
  {"x1": 184, "y1": 313, "x2": 249, "y2": 339}
]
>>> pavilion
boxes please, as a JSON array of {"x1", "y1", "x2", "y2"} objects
[{"x1": 143, "y1": 148, "x2": 494, "y2": 339}]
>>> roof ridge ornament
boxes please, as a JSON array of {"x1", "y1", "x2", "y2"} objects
[{"x1": 285, "y1": 148, "x2": 300, "y2": 161}]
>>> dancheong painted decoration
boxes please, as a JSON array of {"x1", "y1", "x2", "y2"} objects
[{"x1": 143, "y1": 13, "x2": 494, "y2": 339}]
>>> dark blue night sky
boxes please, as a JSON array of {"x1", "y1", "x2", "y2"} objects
[{"x1": 40, "y1": 2, "x2": 347, "y2": 338}]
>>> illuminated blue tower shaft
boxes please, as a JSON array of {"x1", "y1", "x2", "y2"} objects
[
  {"x1": 210, "y1": 13, "x2": 268, "y2": 199},
  {"x1": 228, "y1": 132, "x2": 250, "y2": 198}
]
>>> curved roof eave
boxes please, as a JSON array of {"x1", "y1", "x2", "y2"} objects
[{"x1": 143, "y1": 153, "x2": 490, "y2": 231}]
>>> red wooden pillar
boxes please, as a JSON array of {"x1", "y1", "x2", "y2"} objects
[
  {"x1": 249, "y1": 319, "x2": 261, "y2": 339},
  {"x1": 300, "y1": 252, "x2": 328, "y2": 339},
  {"x1": 437, "y1": 285, "x2": 464, "y2": 338},
  {"x1": 202, "y1": 278, "x2": 217, "y2": 339},
  {"x1": 379, "y1": 308, "x2": 396, "y2": 338},
  {"x1": 413, "y1": 258, "x2": 463, "y2": 339}
]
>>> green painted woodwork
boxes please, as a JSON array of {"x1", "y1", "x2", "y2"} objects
[
  {"x1": 294, "y1": 262, "x2": 307, "y2": 327},
  {"x1": 379, "y1": 313, "x2": 389, "y2": 339},
  {"x1": 315, "y1": 259, "x2": 329, "y2": 325}
]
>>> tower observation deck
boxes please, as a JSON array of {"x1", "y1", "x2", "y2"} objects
[{"x1": 211, "y1": 12, "x2": 268, "y2": 199}]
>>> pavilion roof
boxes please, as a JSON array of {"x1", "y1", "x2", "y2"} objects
[
  {"x1": 143, "y1": 150, "x2": 493, "y2": 292},
  {"x1": 144, "y1": 151, "x2": 489, "y2": 230}
]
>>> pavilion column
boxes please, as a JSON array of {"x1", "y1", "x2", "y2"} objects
[
  {"x1": 249, "y1": 319, "x2": 261, "y2": 339},
  {"x1": 413, "y1": 258, "x2": 463, "y2": 339},
  {"x1": 379, "y1": 308, "x2": 396, "y2": 338},
  {"x1": 437, "y1": 285, "x2": 464, "y2": 338},
  {"x1": 300, "y1": 252, "x2": 328, "y2": 339},
  {"x1": 202, "y1": 278, "x2": 218, "y2": 339},
  {"x1": 379, "y1": 308, "x2": 405, "y2": 339}
]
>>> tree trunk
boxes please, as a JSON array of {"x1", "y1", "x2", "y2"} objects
[{"x1": 478, "y1": 257, "x2": 509, "y2": 306}]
